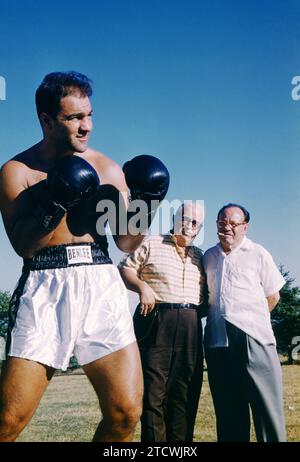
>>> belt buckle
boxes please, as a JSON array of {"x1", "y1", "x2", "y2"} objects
[{"x1": 182, "y1": 303, "x2": 189, "y2": 309}]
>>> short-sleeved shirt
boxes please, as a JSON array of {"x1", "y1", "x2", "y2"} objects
[
  {"x1": 203, "y1": 237, "x2": 285, "y2": 346},
  {"x1": 118, "y1": 234, "x2": 205, "y2": 305}
]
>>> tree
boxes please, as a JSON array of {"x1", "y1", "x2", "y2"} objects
[
  {"x1": 271, "y1": 266, "x2": 300, "y2": 363},
  {"x1": 0, "y1": 291, "x2": 10, "y2": 339}
]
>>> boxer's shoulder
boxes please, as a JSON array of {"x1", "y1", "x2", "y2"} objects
[
  {"x1": 0, "y1": 154, "x2": 39, "y2": 223},
  {"x1": 84, "y1": 149, "x2": 121, "y2": 173},
  {"x1": 0, "y1": 157, "x2": 31, "y2": 192},
  {"x1": 84, "y1": 149, "x2": 126, "y2": 190},
  {"x1": 1, "y1": 149, "x2": 46, "y2": 193},
  {"x1": 10, "y1": 142, "x2": 41, "y2": 164}
]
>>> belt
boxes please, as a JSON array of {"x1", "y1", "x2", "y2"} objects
[{"x1": 156, "y1": 302, "x2": 199, "y2": 310}]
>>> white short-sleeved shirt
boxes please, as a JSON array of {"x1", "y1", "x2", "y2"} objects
[{"x1": 203, "y1": 237, "x2": 285, "y2": 347}]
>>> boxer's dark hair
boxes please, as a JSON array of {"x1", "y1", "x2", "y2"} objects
[
  {"x1": 217, "y1": 203, "x2": 250, "y2": 223},
  {"x1": 35, "y1": 71, "x2": 93, "y2": 118}
]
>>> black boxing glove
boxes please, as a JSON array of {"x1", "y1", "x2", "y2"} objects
[
  {"x1": 122, "y1": 155, "x2": 170, "y2": 207},
  {"x1": 47, "y1": 156, "x2": 100, "y2": 208},
  {"x1": 34, "y1": 156, "x2": 100, "y2": 231}
]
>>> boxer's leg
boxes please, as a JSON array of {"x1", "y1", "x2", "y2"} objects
[
  {"x1": 0, "y1": 357, "x2": 55, "y2": 441},
  {"x1": 83, "y1": 342, "x2": 143, "y2": 442}
]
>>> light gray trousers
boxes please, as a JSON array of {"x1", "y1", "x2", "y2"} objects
[{"x1": 205, "y1": 321, "x2": 286, "y2": 442}]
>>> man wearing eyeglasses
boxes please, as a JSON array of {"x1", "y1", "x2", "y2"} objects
[
  {"x1": 118, "y1": 202, "x2": 206, "y2": 442},
  {"x1": 203, "y1": 203, "x2": 286, "y2": 442}
]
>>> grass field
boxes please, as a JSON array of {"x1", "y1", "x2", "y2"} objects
[{"x1": 15, "y1": 362, "x2": 299, "y2": 442}]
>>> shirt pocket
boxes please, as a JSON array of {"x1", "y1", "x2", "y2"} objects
[{"x1": 228, "y1": 265, "x2": 258, "y2": 291}]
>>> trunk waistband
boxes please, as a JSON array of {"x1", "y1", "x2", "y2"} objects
[
  {"x1": 156, "y1": 302, "x2": 199, "y2": 310},
  {"x1": 23, "y1": 242, "x2": 112, "y2": 271}
]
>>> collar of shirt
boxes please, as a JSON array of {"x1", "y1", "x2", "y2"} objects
[
  {"x1": 169, "y1": 233, "x2": 190, "y2": 262},
  {"x1": 217, "y1": 236, "x2": 252, "y2": 257}
]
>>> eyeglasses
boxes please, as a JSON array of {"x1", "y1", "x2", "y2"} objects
[
  {"x1": 182, "y1": 216, "x2": 203, "y2": 228},
  {"x1": 217, "y1": 220, "x2": 246, "y2": 229}
]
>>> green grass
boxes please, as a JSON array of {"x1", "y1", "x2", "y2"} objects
[{"x1": 16, "y1": 363, "x2": 299, "y2": 442}]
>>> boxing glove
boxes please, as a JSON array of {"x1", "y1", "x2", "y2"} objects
[
  {"x1": 122, "y1": 155, "x2": 170, "y2": 206},
  {"x1": 34, "y1": 156, "x2": 100, "y2": 231},
  {"x1": 47, "y1": 155, "x2": 100, "y2": 209}
]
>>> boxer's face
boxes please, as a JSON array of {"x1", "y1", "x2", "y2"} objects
[{"x1": 52, "y1": 93, "x2": 93, "y2": 153}]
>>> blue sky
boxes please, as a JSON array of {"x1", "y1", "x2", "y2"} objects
[{"x1": 0, "y1": 0, "x2": 299, "y2": 293}]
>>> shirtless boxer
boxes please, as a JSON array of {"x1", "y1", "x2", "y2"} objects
[{"x1": 0, "y1": 71, "x2": 169, "y2": 442}]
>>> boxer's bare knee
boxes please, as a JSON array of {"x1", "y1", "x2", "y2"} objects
[
  {"x1": 97, "y1": 399, "x2": 142, "y2": 441},
  {"x1": 0, "y1": 406, "x2": 29, "y2": 441},
  {"x1": 84, "y1": 343, "x2": 143, "y2": 441},
  {"x1": 106, "y1": 399, "x2": 142, "y2": 429},
  {"x1": 0, "y1": 358, "x2": 53, "y2": 442}
]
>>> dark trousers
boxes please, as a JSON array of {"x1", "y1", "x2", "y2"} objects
[
  {"x1": 136, "y1": 307, "x2": 203, "y2": 442},
  {"x1": 205, "y1": 321, "x2": 286, "y2": 442}
]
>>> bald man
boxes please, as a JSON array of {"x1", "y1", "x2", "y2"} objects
[{"x1": 118, "y1": 202, "x2": 207, "y2": 442}]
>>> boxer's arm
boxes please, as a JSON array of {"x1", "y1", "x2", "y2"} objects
[
  {"x1": 99, "y1": 161, "x2": 145, "y2": 252},
  {"x1": 0, "y1": 161, "x2": 55, "y2": 258},
  {"x1": 113, "y1": 193, "x2": 146, "y2": 252}
]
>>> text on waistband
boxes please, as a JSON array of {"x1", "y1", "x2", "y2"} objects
[{"x1": 66, "y1": 245, "x2": 93, "y2": 264}]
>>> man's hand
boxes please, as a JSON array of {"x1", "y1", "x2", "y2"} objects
[{"x1": 139, "y1": 282, "x2": 156, "y2": 316}]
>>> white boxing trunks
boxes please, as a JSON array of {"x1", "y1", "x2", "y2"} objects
[{"x1": 6, "y1": 243, "x2": 136, "y2": 370}]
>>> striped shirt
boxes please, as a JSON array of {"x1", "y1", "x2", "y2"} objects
[{"x1": 118, "y1": 234, "x2": 205, "y2": 305}]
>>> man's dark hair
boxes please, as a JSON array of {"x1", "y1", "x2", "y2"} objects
[
  {"x1": 217, "y1": 203, "x2": 250, "y2": 223},
  {"x1": 35, "y1": 71, "x2": 93, "y2": 118}
]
